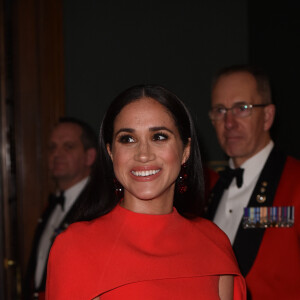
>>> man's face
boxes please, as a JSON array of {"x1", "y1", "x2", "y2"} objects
[
  {"x1": 211, "y1": 71, "x2": 275, "y2": 167},
  {"x1": 48, "y1": 123, "x2": 93, "y2": 189}
]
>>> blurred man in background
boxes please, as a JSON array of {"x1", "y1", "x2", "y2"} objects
[{"x1": 24, "y1": 117, "x2": 98, "y2": 299}]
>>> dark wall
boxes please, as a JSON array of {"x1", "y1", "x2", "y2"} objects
[
  {"x1": 249, "y1": 1, "x2": 300, "y2": 159},
  {"x1": 62, "y1": 0, "x2": 248, "y2": 162}
]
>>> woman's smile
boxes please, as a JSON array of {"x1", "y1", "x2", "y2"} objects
[
  {"x1": 130, "y1": 167, "x2": 162, "y2": 181},
  {"x1": 131, "y1": 168, "x2": 161, "y2": 177}
]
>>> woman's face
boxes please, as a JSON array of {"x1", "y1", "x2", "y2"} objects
[{"x1": 107, "y1": 97, "x2": 190, "y2": 211}]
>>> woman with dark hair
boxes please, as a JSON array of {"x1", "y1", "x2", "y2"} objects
[{"x1": 46, "y1": 85, "x2": 246, "y2": 299}]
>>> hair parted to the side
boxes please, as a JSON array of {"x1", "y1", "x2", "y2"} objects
[
  {"x1": 212, "y1": 64, "x2": 272, "y2": 104},
  {"x1": 76, "y1": 85, "x2": 205, "y2": 221}
]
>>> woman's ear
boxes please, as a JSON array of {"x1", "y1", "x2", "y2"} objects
[
  {"x1": 182, "y1": 138, "x2": 191, "y2": 164},
  {"x1": 106, "y1": 144, "x2": 113, "y2": 161}
]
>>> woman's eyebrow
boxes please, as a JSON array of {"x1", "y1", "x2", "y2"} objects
[
  {"x1": 115, "y1": 128, "x2": 134, "y2": 135},
  {"x1": 149, "y1": 126, "x2": 174, "y2": 134},
  {"x1": 115, "y1": 126, "x2": 175, "y2": 136}
]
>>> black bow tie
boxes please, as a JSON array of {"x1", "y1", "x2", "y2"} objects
[
  {"x1": 49, "y1": 191, "x2": 65, "y2": 210},
  {"x1": 218, "y1": 166, "x2": 244, "y2": 189}
]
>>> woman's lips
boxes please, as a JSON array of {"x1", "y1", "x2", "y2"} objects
[
  {"x1": 131, "y1": 169, "x2": 160, "y2": 177},
  {"x1": 130, "y1": 168, "x2": 161, "y2": 181}
]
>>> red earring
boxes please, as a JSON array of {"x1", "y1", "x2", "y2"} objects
[
  {"x1": 113, "y1": 178, "x2": 123, "y2": 198},
  {"x1": 177, "y1": 163, "x2": 188, "y2": 194}
]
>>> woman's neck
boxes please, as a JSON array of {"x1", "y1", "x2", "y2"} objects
[{"x1": 120, "y1": 196, "x2": 173, "y2": 215}]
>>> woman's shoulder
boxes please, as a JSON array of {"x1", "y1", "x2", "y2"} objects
[
  {"x1": 187, "y1": 217, "x2": 234, "y2": 254},
  {"x1": 46, "y1": 218, "x2": 109, "y2": 299},
  {"x1": 51, "y1": 216, "x2": 106, "y2": 252},
  {"x1": 189, "y1": 217, "x2": 243, "y2": 279},
  {"x1": 190, "y1": 216, "x2": 228, "y2": 237}
]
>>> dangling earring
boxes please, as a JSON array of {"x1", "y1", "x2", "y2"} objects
[
  {"x1": 177, "y1": 163, "x2": 188, "y2": 194},
  {"x1": 113, "y1": 178, "x2": 123, "y2": 198}
]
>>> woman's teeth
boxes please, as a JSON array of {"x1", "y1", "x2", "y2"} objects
[{"x1": 131, "y1": 169, "x2": 160, "y2": 177}]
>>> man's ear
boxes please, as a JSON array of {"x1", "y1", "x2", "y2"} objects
[
  {"x1": 182, "y1": 138, "x2": 191, "y2": 164},
  {"x1": 106, "y1": 144, "x2": 113, "y2": 161},
  {"x1": 86, "y1": 148, "x2": 97, "y2": 167},
  {"x1": 264, "y1": 104, "x2": 276, "y2": 131}
]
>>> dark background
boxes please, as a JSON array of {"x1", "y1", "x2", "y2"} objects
[
  {"x1": 249, "y1": 1, "x2": 300, "y2": 160},
  {"x1": 1, "y1": 1, "x2": 299, "y2": 298},
  {"x1": 62, "y1": 0, "x2": 300, "y2": 161}
]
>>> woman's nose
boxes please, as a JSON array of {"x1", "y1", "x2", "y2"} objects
[{"x1": 134, "y1": 141, "x2": 155, "y2": 162}]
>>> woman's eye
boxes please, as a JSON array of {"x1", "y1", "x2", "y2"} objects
[
  {"x1": 153, "y1": 133, "x2": 168, "y2": 141},
  {"x1": 118, "y1": 135, "x2": 135, "y2": 143}
]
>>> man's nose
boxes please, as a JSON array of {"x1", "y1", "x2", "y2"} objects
[{"x1": 224, "y1": 110, "x2": 238, "y2": 130}]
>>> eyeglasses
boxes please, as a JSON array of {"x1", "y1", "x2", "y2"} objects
[{"x1": 209, "y1": 102, "x2": 268, "y2": 121}]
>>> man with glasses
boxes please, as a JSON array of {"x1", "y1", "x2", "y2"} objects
[{"x1": 206, "y1": 65, "x2": 300, "y2": 299}]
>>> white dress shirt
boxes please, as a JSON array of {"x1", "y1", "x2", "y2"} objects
[
  {"x1": 213, "y1": 141, "x2": 274, "y2": 244},
  {"x1": 34, "y1": 177, "x2": 89, "y2": 288}
]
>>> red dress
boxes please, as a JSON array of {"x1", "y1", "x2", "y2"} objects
[{"x1": 46, "y1": 205, "x2": 246, "y2": 299}]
